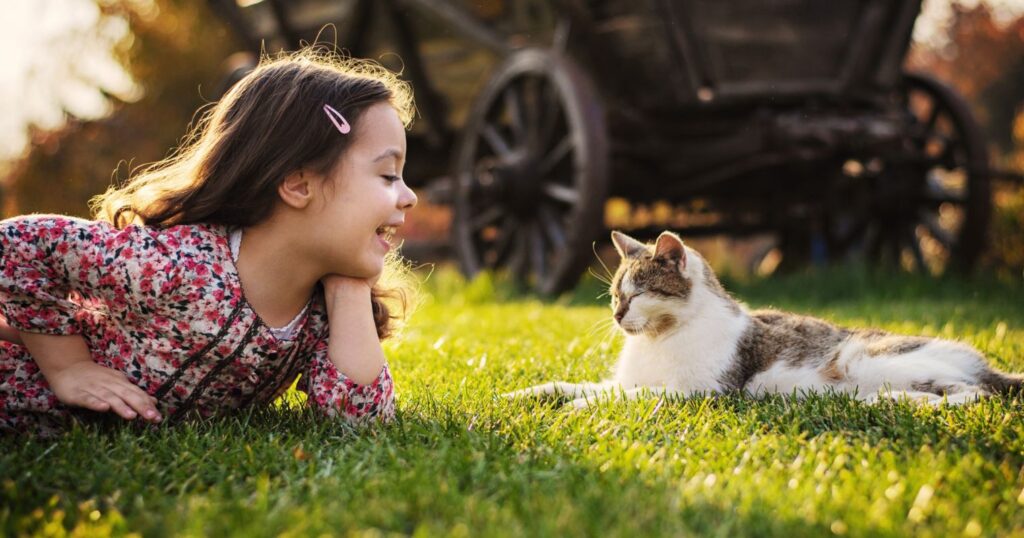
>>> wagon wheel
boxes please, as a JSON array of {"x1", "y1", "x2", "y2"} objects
[
  {"x1": 451, "y1": 49, "x2": 609, "y2": 295},
  {"x1": 826, "y1": 72, "x2": 991, "y2": 274}
]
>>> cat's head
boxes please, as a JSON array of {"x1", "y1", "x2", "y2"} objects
[{"x1": 609, "y1": 230, "x2": 700, "y2": 338}]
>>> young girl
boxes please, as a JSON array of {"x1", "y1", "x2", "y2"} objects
[{"x1": 0, "y1": 49, "x2": 418, "y2": 436}]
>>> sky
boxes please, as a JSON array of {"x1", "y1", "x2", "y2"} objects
[{"x1": 0, "y1": 0, "x2": 1022, "y2": 163}]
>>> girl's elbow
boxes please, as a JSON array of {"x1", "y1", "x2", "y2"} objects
[{"x1": 309, "y1": 363, "x2": 395, "y2": 424}]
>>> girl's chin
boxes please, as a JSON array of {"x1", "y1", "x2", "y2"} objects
[
  {"x1": 359, "y1": 258, "x2": 386, "y2": 279},
  {"x1": 376, "y1": 234, "x2": 392, "y2": 252}
]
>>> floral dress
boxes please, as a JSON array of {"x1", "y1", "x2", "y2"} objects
[{"x1": 0, "y1": 215, "x2": 394, "y2": 436}]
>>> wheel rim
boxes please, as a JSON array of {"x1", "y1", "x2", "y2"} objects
[
  {"x1": 452, "y1": 50, "x2": 608, "y2": 294},
  {"x1": 822, "y1": 73, "x2": 991, "y2": 275},
  {"x1": 888, "y1": 73, "x2": 990, "y2": 274}
]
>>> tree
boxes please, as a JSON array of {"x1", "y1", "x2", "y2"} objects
[{"x1": 5, "y1": 0, "x2": 241, "y2": 217}]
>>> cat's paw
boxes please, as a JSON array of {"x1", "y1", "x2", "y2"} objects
[
  {"x1": 501, "y1": 388, "x2": 536, "y2": 399},
  {"x1": 865, "y1": 390, "x2": 947, "y2": 407},
  {"x1": 501, "y1": 384, "x2": 561, "y2": 399},
  {"x1": 501, "y1": 382, "x2": 578, "y2": 399},
  {"x1": 569, "y1": 397, "x2": 595, "y2": 410}
]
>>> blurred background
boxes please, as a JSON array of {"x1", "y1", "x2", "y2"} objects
[{"x1": 1, "y1": 0, "x2": 1022, "y2": 294}]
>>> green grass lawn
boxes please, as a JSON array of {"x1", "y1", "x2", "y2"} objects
[{"x1": 2, "y1": 268, "x2": 1023, "y2": 537}]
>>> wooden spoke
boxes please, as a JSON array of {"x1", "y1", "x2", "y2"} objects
[
  {"x1": 538, "y1": 135, "x2": 573, "y2": 176},
  {"x1": 538, "y1": 205, "x2": 569, "y2": 249},
  {"x1": 925, "y1": 101, "x2": 937, "y2": 137},
  {"x1": 938, "y1": 138, "x2": 962, "y2": 168},
  {"x1": 529, "y1": 222, "x2": 547, "y2": 281},
  {"x1": 481, "y1": 124, "x2": 513, "y2": 158},
  {"x1": 470, "y1": 205, "x2": 505, "y2": 231},
  {"x1": 538, "y1": 81, "x2": 561, "y2": 148},
  {"x1": 489, "y1": 217, "x2": 519, "y2": 269},
  {"x1": 542, "y1": 183, "x2": 580, "y2": 205},
  {"x1": 509, "y1": 224, "x2": 530, "y2": 281},
  {"x1": 522, "y1": 77, "x2": 543, "y2": 147},
  {"x1": 503, "y1": 85, "x2": 525, "y2": 145}
]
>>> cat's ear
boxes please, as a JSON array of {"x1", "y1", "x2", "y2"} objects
[
  {"x1": 611, "y1": 231, "x2": 648, "y2": 259},
  {"x1": 654, "y1": 231, "x2": 686, "y2": 268}
]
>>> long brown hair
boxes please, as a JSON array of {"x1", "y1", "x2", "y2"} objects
[{"x1": 91, "y1": 48, "x2": 416, "y2": 339}]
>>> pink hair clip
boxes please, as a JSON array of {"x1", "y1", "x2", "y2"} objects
[{"x1": 323, "y1": 104, "x2": 351, "y2": 134}]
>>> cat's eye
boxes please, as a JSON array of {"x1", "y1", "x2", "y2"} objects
[{"x1": 615, "y1": 290, "x2": 646, "y2": 305}]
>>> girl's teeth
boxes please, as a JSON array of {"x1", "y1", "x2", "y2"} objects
[{"x1": 377, "y1": 225, "x2": 396, "y2": 242}]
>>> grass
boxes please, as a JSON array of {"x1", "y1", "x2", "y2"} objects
[{"x1": 2, "y1": 266, "x2": 1023, "y2": 537}]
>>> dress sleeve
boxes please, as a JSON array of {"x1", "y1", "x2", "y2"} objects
[
  {"x1": 0, "y1": 215, "x2": 171, "y2": 335},
  {"x1": 297, "y1": 338, "x2": 396, "y2": 425}
]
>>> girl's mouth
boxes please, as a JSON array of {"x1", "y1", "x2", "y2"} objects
[{"x1": 376, "y1": 225, "x2": 397, "y2": 247}]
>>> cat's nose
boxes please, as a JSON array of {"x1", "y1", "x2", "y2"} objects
[{"x1": 614, "y1": 309, "x2": 626, "y2": 323}]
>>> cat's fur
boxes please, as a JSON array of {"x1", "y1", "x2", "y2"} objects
[{"x1": 507, "y1": 231, "x2": 1022, "y2": 408}]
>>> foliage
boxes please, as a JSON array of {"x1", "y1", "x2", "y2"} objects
[
  {"x1": 908, "y1": 2, "x2": 1024, "y2": 153},
  {"x1": 907, "y1": 3, "x2": 1024, "y2": 277},
  {"x1": 2, "y1": 268, "x2": 1022, "y2": 537},
  {"x1": 4, "y1": 0, "x2": 240, "y2": 218}
]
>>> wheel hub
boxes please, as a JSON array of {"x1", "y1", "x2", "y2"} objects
[{"x1": 491, "y1": 149, "x2": 542, "y2": 214}]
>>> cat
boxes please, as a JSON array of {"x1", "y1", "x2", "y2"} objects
[{"x1": 506, "y1": 230, "x2": 1022, "y2": 408}]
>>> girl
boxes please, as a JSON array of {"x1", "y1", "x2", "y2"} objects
[{"x1": 0, "y1": 49, "x2": 418, "y2": 435}]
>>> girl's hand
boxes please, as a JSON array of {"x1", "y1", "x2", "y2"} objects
[
  {"x1": 0, "y1": 314, "x2": 23, "y2": 345},
  {"x1": 319, "y1": 273, "x2": 387, "y2": 386},
  {"x1": 47, "y1": 362, "x2": 162, "y2": 422},
  {"x1": 321, "y1": 274, "x2": 376, "y2": 300}
]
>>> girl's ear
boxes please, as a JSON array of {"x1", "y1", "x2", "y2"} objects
[
  {"x1": 278, "y1": 170, "x2": 313, "y2": 209},
  {"x1": 611, "y1": 231, "x2": 648, "y2": 259}
]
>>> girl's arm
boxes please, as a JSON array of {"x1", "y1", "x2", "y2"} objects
[
  {"x1": 0, "y1": 313, "x2": 22, "y2": 345},
  {"x1": 296, "y1": 275, "x2": 395, "y2": 424},
  {"x1": 20, "y1": 332, "x2": 162, "y2": 422},
  {"x1": 1, "y1": 215, "x2": 179, "y2": 336},
  {"x1": 321, "y1": 275, "x2": 386, "y2": 385}
]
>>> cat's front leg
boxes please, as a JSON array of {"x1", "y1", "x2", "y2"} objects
[
  {"x1": 570, "y1": 386, "x2": 647, "y2": 408},
  {"x1": 503, "y1": 381, "x2": 614, "y2": 399},
  {"x1": 569, "y1": 387, "x2": 704, "y2": 409}
]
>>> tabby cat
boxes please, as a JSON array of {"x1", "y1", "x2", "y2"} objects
[{"x1": 507, "y1": 231, "x2": 1021, "y2": 408}]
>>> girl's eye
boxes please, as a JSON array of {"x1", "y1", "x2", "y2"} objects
[{"x1": 382, "y1": 175, "x2": 401, "y2": 183}]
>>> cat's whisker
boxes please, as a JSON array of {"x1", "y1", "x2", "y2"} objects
[
  {"x1": 592, "y1": 242, "x2": 615, "y2": 282},
  {"x1": 588, "y1": 267, "x2": 611, "y2": 287},
  {"x1": 585, "y1": 318, "x2": 617, "y2": 338},
  {"x1": 593, "y1": 321, "x2": 614, "y2": 342},
  {"x1": 581, "y1": 319, "x2": 621, "y2": 360}
]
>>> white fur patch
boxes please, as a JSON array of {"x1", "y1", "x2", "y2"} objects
[
  {"x1": 614, "y1": 276, "x2": 748, "y2": 394},
  {"x1": 749, "y1": 338, "x2": 990, "y2": 400}
]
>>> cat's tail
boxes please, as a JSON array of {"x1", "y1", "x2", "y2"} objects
[{"x1": 983, "y1": 370, "x2": 1024, "y2": 396}]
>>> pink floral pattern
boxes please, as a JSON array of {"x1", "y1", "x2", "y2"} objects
[{"x1": 0, "y1": 215, "x2": 394, "y2": 436}]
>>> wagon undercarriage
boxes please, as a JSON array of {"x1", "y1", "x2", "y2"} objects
[{"x1": 211, "y1": 0, "x2": 993, "y2": 293}]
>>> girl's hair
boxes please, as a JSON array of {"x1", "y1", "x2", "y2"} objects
[{"x1": 91, "y1": 48, "x2": 417, "y2": 339}]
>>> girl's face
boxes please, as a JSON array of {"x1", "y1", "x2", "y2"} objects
[{"x1": 314, "y1": 102, "x2": 417, "y2": 279}]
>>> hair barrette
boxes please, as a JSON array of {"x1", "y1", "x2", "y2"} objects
[{"x1": 323, "y1": 104, "x2": 351, "y2": 134}]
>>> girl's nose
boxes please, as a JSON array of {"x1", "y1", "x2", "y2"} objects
[{"x1": 400, "y1": 183, "x2": 418, "y2": 210}]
